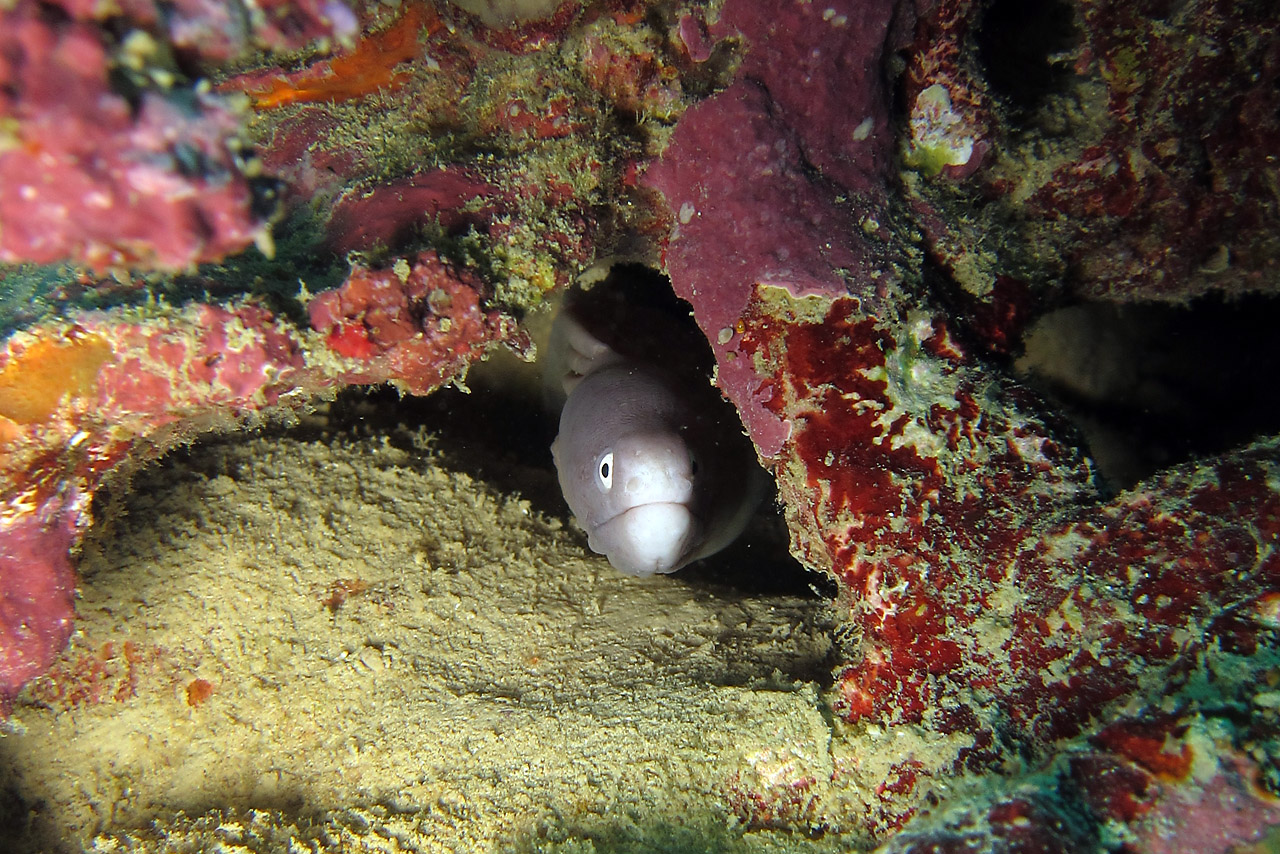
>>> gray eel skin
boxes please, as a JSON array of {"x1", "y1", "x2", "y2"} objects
[{"x1": 547, "y1": 287, "x2": 765, "y2": 577}]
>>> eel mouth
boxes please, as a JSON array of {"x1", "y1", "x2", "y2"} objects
[{"x1": 589, "y1": 502, "x2": 699, "y2": 576}]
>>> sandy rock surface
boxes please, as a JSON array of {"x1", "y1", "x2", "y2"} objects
[{"x1": 2, "y1": 429, "x2": 853, "y2": 853}]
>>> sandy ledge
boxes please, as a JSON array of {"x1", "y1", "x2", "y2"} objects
[{"x1": 0, "y1": 423, "x2": 888, "y2": 853}]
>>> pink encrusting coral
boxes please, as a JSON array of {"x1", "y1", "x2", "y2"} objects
[
  {"x1": 0, "y1": 0, "x2": 293, "y2": 271},
  {"x1": 644, "y1": 0, "x2": 1280, "y2": 840},
  {"x1": 324, "y1": 170, "x2": 500, "y2": 255},
  {"x1": 0, "y1": 252, "x2": 514, "y2": 710},
  {"x1": 643, "y1": 0, "x2": 911, "y2": 457},
  {"x1": 877, "y1": 709, "x2": 1280, "y2": 852},
  {"x1": 308, "y1": 251, "x2": 518, "y2": 394},
  {"x1": 0, "y1": 0, "x2": 604, "y2": 711},
  {"x1": 903, "y1": 0, "x2": 1280, "y2": 308},
  {"x1": 0, "y1": 0, "x2": 358, "y2": 272},
  {"x1": 0, "y1": 496, "x2": 80, "y2": 712},
  {"x1": 0, "y1": 0, "x2": 1278, "y2": 846}
]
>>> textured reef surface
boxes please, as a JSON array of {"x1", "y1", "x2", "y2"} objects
[{"x1": 1, "y1": 0, "x2": 1279, "y2": 850}]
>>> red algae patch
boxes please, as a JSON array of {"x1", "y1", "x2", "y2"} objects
[{"x1": 184, "y1": 678, "x2": 215, "y2": 708}]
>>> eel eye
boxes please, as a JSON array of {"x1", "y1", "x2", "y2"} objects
[{"x1": 598, "y1": 452, "x2": 613, "y2": 488}]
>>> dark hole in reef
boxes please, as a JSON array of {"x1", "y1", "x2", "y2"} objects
[
  {"x1": 974, "y1": 0, "x2": 1080, "y2": 115},
  {"x1": 372, "y1": 263, "x2": 829, "y2": 600},
  {"x1": 399, "y1": 380, "x2": 824, "y2": 599},
  {"x1": 0, "y1": 778, "x2": 35, "y2": 851},
  {"x1": 1016, "y1": 293, "x2": 1280, "y2": 489}
]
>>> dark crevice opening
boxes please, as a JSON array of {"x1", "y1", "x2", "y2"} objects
[
  {"x1": 1017, "y1": 293, "x2": 1280, "y2": 489},
  {"x1": 974, "y1": 0, "x2": 1081, "y2": 116},
  {"x1": 381, "y1": 263, "x2": 828, "y2": 602}
]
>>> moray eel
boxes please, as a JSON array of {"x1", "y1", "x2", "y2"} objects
[{"x1": 547, "y1": 283, "x2": 765, "y2": 577}]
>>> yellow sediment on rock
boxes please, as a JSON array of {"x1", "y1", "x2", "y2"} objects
[{"x1": 2, "y1": 431, "x2": 861, "y2": 853}]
